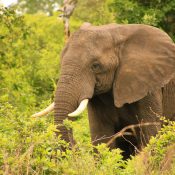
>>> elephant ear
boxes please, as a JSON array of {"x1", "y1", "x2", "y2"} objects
[{"x1": 112, "y1": 24, "x2": 175, "y2": 107}]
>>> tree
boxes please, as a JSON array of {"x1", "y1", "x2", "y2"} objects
[
  {"x1": 14, "y1": 0, "x2": 63, "y2": 15},
  {"x1": 109, "y1": 0, "x2": 175, "y2": 40},
  {"x1": 72, "y1": 0, "x2": 115, "y2": 25},
  {"x1": 58, "y1": 0, "x2": 78, "y2": 40},
  {"x1": 0, "y1": 7, "x2": 64, "y2": 109}
]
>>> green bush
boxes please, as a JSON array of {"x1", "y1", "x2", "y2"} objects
[
  {"x1": 0, "y1": 102, "x2": 63, "y2": 174},
  {"x1": 125, "y1": 120, "x2": 175, "y2": 175},
  {"x1": 0, "y1": 102, "x2": 126, "y2": 175},
  {"x1": 1, "y1": 101, "x2": 175, "y2": 175},
  {"x1": 109, "y1": 0, "x2": 175, "y2": 40},
  {"x1": 0, "y1": 8, "x2": 64, "y2": 112}
]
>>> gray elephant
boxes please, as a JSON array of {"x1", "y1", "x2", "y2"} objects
[{"x1": 33, "y1": 23, "x2": 175, "y2": 159}]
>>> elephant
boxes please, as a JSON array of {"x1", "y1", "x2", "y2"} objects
[{"x1": 33, "y1": 23, "x2": 175, "y2": 159}]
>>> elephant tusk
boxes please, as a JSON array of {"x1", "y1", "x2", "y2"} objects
[
  {"x1": 68, "y1": 99, "x2": 89, "y2": 117},
  {"x1": 31, "y1": 102, "x2": 55, "y2": 118}
]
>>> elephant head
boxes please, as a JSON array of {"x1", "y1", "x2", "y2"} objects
[{"x1": 33, "y1": 23, "x2": 175, "y2": 146}]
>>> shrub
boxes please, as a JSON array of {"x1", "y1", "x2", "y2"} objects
[
  {"x1": 125, "y1": 120, "x2": 175, "y2": 175},
  {"x1": 0, "y1": 7, "x2": 64, "y2": 111}
]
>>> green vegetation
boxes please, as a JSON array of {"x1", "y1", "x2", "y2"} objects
[
  {"x1": 0, "y1": 0, "x2": 175, "y2": 174},
  {"x1": 125, "y1": 120, "x2": 175, "y2": 175},
  {"x1": 13, "y1": 0, "x2": 63, "y2": 16},
  {"x1": 0, "y1": 8, "x2": 64, "y2": 111},
  {"x1": 1, "y1": 101, "x2": 175, "y2": 174},
  {"x1": 110, "y1": 0, "x2": 175, "y2": 40}
]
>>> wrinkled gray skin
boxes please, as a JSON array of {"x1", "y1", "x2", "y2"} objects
[{"x1": 55, "y1": 23, "x2": 175, "y2": 159}]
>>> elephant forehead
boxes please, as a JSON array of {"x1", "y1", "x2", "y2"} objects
[
  {"x1": 70, "y1": 29, "x2": 114, "y2": 47},
  {"x1": 67, "y1": 32, "x2": 114, "y2": 59},
  {"x1": 61, "y1": 30, "x2": 115, "y2": 64}
]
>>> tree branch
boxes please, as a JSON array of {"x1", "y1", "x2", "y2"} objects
[{"x1": 106, "y1": 122, "x2": 161, "y2": 147}]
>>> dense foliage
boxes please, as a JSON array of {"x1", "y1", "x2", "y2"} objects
[
  {"x1": 13, "y1": 0, "x2": 63, "y2": 16},
  {"x1": 0, "y1": 0, "x2": 175, "y2": 174},
  {"x1": 72, "y1": 0, "x2": 115, "y2": 25},
  {"x1": 0, "y1": 7, "x2": 64, "y2": 112},
  {"x1": 110, "y1": 0, "x2": 175, "y2": 40}
]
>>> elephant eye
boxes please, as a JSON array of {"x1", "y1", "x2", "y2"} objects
[{"x1": 91, "y1": 62, "x2": 101, "y2": 72}]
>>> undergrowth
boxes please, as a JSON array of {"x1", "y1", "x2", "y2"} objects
[
  {"x1": 0, "y1": 102, "x2": 126, "y2": 175},
  {"x1": 0, "y1": 102, "x2": 175, "y2": 175}
]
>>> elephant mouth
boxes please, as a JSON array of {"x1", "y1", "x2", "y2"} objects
[
  {"x1": 68, "y1": 87, "x2": 95, "y2": 117},
  {"x1": 94, "y1": 86, "x2": 112, "y2": 95},
  {"x1": 68, "y1": 99, "x2": 89, "y2": 117}
]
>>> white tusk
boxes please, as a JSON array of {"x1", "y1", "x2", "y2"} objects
[
  {"x1": 31, "y1": 102, "x2": 55, "y2": 118},
  {"x1": 68, "y1": 99, "x2": 89, "y2": 117}
]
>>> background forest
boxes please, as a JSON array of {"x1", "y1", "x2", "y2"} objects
[{"x1": 0, "y1": 0, "x2": 175, "y2": 174}]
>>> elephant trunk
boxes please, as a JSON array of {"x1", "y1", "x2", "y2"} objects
[
  {"x1": 54, "y1": 72, "x2": 94, "y2": 145},
  {"x1": 54, "y1": 84, "x2": 77, "y2": 145}
]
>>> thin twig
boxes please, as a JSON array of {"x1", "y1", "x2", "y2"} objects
[
  {"x1": 106, "y1": 122, "x2": 161, "y2": 147},
  {"x1": 92, "y1": 132, "x2": 132, "y2": 144},
  {"x1": 3, "y1": 151, "x2": 9, "y2": 175}
]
